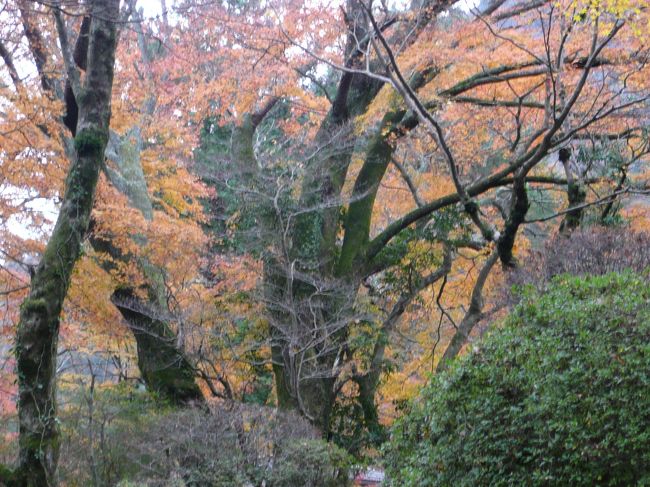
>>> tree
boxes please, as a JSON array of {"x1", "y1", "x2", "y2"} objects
[
  {"x1": 0, "y1": 0, "x2": 206, "y2": 412},
  {"x1": 185, "y1": 0, "x2": 649, "y2": 443},
  {"x1": 9, "y1": 2, "x2": 121, "y2": 485},
  {"x1": 87, "y1": 7, "x2": 206, "y2": 406}
]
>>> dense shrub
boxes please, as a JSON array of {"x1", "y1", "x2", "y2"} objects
[
  {"x1": 384, "y1": 272, "x2": 650, "y2": 486},
  {"x1": 57, "y1": 390, "x2": 351, "y2": 486}
]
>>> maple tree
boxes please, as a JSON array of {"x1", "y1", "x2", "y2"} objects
[
  {"x1": 0, "y1": 0, "x2": 209, "y2": 401},
  {"x1": 0, "y1": 1, "x2": 209, "y2": 483},
  {"x1": 0, "y1": 0, "x2": 649, "y2": 483},
  {"x1": 182, "y1": 0, "x2": 650, "y2": 444}
]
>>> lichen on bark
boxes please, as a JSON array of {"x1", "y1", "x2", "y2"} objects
[{"x1": 13, "y1": 2, "x2": 120, "y2": 484}]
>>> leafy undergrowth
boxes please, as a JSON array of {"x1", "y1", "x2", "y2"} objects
[
  {"x1": 54, "y1": 385, "x2": 351, "y2": 487},
  {"x1": 384, "y1": 272, "x2": 650, "y2": 486}
]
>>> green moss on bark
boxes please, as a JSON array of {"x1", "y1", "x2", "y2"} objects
[
  {"x1": 0, "y1": 464, "x2": 17, "y2": 486},
  {"x1": 74, "y1": 127, "x2": 108, "y2": 157},
  {"x1": 19, "y1": 298, "x2": 48, "y2": 316}
]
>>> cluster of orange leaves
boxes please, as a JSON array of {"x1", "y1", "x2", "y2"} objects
[{"x1": 1, "y1": 0, "x2": 649, "y2": 422}]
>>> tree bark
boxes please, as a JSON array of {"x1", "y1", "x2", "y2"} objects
[
  {"x1": 497, "y1": 175, "x2": 530, "y2": 267},
  {"x1": 13, "y1": 2, "x2": 120, "y2": 485},
  {"x1": 79, "y1": 13, "x2": 203, "y2": 407},
  {"x1": 558, "y1": 147, "x2": 586, "y2": 234},
  {"x1": 437, "y1": 251, "x2": 499, "y2": 371},
  {"x1": 111, "y1": 288, "x2": 205, "y2": 406}
]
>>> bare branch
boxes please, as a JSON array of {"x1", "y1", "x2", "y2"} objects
[
  {"x1": 437, "y1": 250, "x2": 499, "y2": 371},
  {"x1": 53, "y1": 4, "x2": 81, "y2": 97}
]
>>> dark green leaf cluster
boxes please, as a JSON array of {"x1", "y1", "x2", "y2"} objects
[
  {"x1": 194, "y1": 117, "x2": 257, "y2": 253},
  {"x1": 384, "y1": 272, "x2": 650, "y2": 486}
]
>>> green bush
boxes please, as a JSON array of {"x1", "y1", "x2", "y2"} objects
[
  {"x1": 384, "y1": 272, "x2": 650, "y2": 486},
  {"x1": 57, "y1": 387, "x2": 351, "y2": 486},
  {"x1": 266, "y1": 439, "x2": 353, "y2": 487}
]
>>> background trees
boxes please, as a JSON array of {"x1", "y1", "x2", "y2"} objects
[
  {"x1": 0, "y1": 0, "x2": 649, "y2": 483},
  {"x1": 186, "y1": 0, "x2": 650, "y2": 443}
]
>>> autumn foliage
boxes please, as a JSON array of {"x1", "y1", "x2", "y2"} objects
[{"x1": 1, "y1": 0, "x2": 649, "y2": 482}]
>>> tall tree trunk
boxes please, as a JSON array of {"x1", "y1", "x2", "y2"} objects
[
  {"x1": 559, "y1": 182, "x2": 586, "y2": 234},
  {"x1": 72, "y1": 8, "x2": 204, "y2": 406},
  {"x1": 92, "y1": 129, "x2": 205, "y2": 407},
  {"x1": 13, "y1": 2, "x2": 120, "y2": 485},
  {"x1": 111, "y1": 288, "x2": 205, "y2": 405},
  {"x1": 558, "y1": 148, "x2": 586, "y2": 234},
  {"x1": 200, "y1": 0, "x2": 446, "y2": 437}
]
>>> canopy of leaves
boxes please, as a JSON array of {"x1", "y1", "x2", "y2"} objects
[
  {"x1": 1, "y1": 0, "x2": 650, "y2": 468},
  {"x1": 384, "y1": 272, "x2": 650, "y2": 486}
]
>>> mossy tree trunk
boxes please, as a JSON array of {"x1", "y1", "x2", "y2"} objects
[
  {"x1": 111, "y1": 288, "x2": 205, "y2": 406},
  {"x1": 222, "y1": 24, "x2": 441, "y2": 438},
  {"x1": 69, "y1": 12, "x2": 204, "y2": 408},
  {"x1": 266, "y1": 71, "x2": 435, "y2": 437},
  {"x1": 13, "y1": 2, "x2": 120, "y2": 485},
  {"x1": 261, "y1": 20, "x2": 392, "y2": 435}
]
